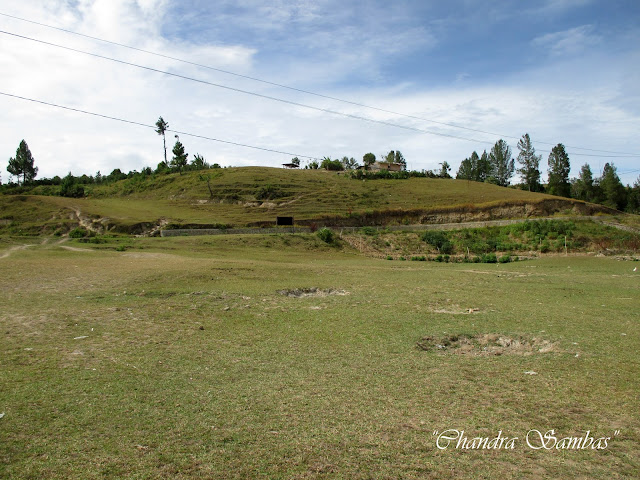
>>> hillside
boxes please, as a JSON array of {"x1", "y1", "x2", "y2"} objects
[{"x1": 0, "y1": 167, "x2": 620, "y2": 235}]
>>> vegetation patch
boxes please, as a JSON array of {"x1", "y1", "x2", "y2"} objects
[{"x1": 416, "y1": 333, "x2": 556, "y2": 356}]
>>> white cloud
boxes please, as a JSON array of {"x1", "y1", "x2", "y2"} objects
[
  {"x1": 532, "y1": 25, "x2": 602, "y2": 56},
  {"x1": 0, "y1": 0, "x2": 638, "y2": 186}
]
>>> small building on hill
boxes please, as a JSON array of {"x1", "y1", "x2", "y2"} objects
[
  {"x1": 370, "y1": 161, "x2": 403, "y2": 172},
  {"x1": 282, "y1": 163, "x2": 299, "y2": 169}
]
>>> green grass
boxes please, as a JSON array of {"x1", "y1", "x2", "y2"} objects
[
  {"x1": 339, "y1": 219, "x2": 640, "y2": 261},
  {"x1": 1, "y1": 235, "x2": 639, "y2": 478},
  {"x1": 1, "y1": 167, "x2": 611, "y2": 234}
]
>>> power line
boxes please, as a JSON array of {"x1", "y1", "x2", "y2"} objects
[
  {"x1": 2, "y1": 11, "x2": 638, "y2": 157},
  {"x1": 0, "y1": 20, "x2": 640, "y2": 158},
  {"x1": 0, "y1": 91, "x2": 320, "y2": 160},
  {"x1": 0, "y1": 29, "x2": 499, "y2": 147}
]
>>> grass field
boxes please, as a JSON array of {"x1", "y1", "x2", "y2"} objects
[
  {"x1": 0, "y1": 167, "x2": 610, "y2": 235},
  {"x1": 1, "y1": 234, "x2": 639, "y2": 478}
]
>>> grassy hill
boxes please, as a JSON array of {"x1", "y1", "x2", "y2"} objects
[{"x1": 0, "y1": 167, "x2": 621, "y2": 235}]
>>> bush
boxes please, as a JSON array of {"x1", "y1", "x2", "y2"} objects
[
  {"x1": 482, "y1": 253, "x2": 498, "y2": 263},
  {"x1": 69, "y1": 227, "x2": 88, "y2": 238},
  {"x1": 498, "y1": 254, "x2": 512, "y2": 263},
  {"x1": 386, "y1": 255, "x2": 393, "y2": 260},
  {"x1": 360, "y1": 226, "x2": 378, "y2": 236},
  {"x1": 255, "y1": 184, "x2": 285, "y2": 200},
  {"x1": 317, "y1": 227, "x2": 334, "y2": 244},
  {"x1": 421, "y1": 230, "x2": 453, "y2": 253},
  {"x1": 60, "y1": 183, "x2": 85, "y2": 198}
]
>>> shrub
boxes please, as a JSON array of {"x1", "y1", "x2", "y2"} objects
[
  {"x1": 255, "y1": 184, "x2": 284, "y2": 200},
  {"x1": 482, "y1": 253, "x2": 498, "y2": 263},
  {"x1": 61, "y1": 183, "x2": 85, "y2": 198},
  {"x1": 498, "y1": 254, "x2": 512, "y2": 263},
  {"x1": 317, "y1": 227, "x2": 334, "y2": 244},
  {"x1": 386, "y1": 255, "x2": 393, "y2": 260},
  {"x1": 69, "y1": 227, "x2": 88, "y2": 238},
  {"x1": 440, "y1": 241, "x2": 453, "y2": 254},
  {"x1": 422, "y1": 231, "x2": 451, "y2": 252},
  {"x1": 360, "y1": 226, "x2": 378, "y2": 236}
]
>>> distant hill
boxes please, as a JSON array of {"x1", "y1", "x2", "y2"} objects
[{"x1": 0, "y1": 167, "x2": 618, "y2": 235}]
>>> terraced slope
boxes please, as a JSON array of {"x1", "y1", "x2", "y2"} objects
[{"x1": 0, "y1": 167, "x2": 618, "y2": 235}]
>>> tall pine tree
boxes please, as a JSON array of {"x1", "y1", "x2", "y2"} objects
[
  {"x1": 7, "y1": 140, "x2": 38, "y2": 185},
  {"x1": 171, "y1": 139, "x2": 188, "y2": 174},
  {"x1": 489, "y1": 139, "x2": 514, "y2": 187},
  {"x1": 516, "y1": 133, "x2": 541, "y2": 191},
  {"x1": 547, "y1": 143, "x2": 571, "y2": 197},
  {"x1": 571, "y1": 163, "x2": 595, "y2": 202},
  {"x1": 598, "y1": 163, "x2": 626, "y2": 210}
]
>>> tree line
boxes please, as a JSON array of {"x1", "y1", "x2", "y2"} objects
[
  {"x1": 2, "y1": 125, "x2": 639, "y2": 212},
  {"x1": 456, "y1": 134, "x2": 639, "y2": 213},
  {"x1": 298, "y1": 150, "x2": 408, "y2": 171}
]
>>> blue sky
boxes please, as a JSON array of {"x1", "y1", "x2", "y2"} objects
[{"x1": 1, "y1": 0, "x2": 639, "y2": 184}]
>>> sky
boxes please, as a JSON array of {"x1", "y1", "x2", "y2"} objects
[{"x1": 1, "y1": 0, "x2": 639, "y2": 184}]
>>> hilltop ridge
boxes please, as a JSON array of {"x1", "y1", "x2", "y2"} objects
[{"x1": 0, "y1": 166, "x2": 620, "y2": 235}]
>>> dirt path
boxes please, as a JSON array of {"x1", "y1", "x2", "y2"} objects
[
  {"x1": 0, "y1": 237, "x2": 71, "y2": 260},
  {"x1": 69, "y1": 206, "x2": 110, "y2": 234},
  {"x1": 0, "y1": 244, "x2": 34, "y2": 259}
]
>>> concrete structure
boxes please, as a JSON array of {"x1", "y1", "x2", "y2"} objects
[{"x1": 370, "y1": 161, "x2": 403, "y2": 172}]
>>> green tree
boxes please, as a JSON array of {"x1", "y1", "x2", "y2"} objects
[
  {"x1": 7, "y1": 140, "x2": 38, "y2": 185},
  {"x1": 571, "y1": 163, "x2": 595, "y2": 202},
  {"x1": 516, "y1": 133, "x2": 541, "y2": 191},
  {"x1": 489, "y1": 139, "x2": 514, "y2": 187},
  {"x1": 438, "y1": 161, "x2": 452, "y2": 179},
  {"x1": 547, "y1": 143, "x2": 571, "y2": 197},
  {"x1": 476, "y1": 150, "x2": 492, "y2": 182},
  {"x1": 341, "y1": 156, "x2": 358, "y2": 169},
  {"x1": 320, "y1": 157, "x2": 344, "y2": 171},
  {"x1": 191, "y1": 153, "x2": 209, "y2": 170},
  {"x1": 456, "y1": 156, "x2": 474, "y2": 180},
  {"x1": 383, "y1": 150, "x2": 406, "y2": 170},
  {"x1": 290, "y1": 157, "x2": 300, "y2": 167},
  {"x1": 155, "y1": 116, "x2": 169, "y2": 165},
  {"x1": 598, "y1": 163, "x2": 626, "y2": 210},
  {"x1": 171, "y1": 140, "x2": 188, "y2": 174},
  {"x1": 60, "y1": 172, "x2": 84, "y2": 198},
  {"x1": 362, "y1": 153, "x2": 376, "y2": 170},
  {"x1": 383, "y1": 150, "x2": 395, "y2": 163},
  {"x1": 626, "y1": 176, "x2": 640, "y2": 213}
]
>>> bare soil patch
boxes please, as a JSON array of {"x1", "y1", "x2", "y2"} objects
[
  {"x1": 277, "y1": 287, "x2": 349, "y2": 298},
  {"x1": 416, "y1": 333, "x2": 556, "y2": 356}
]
